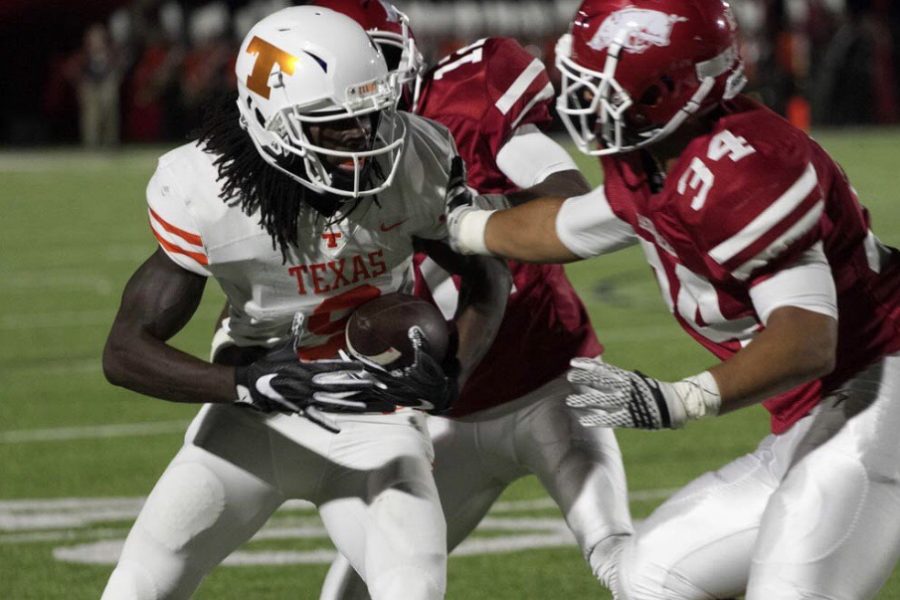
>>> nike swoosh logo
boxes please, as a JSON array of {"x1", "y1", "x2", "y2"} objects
[
  {"x1": 256, "y1": 374, "x2": 285, "y2": 400},
  {"x1": 406, "y1": 398, "x2": 435, "y2": 411},
  {"x1": 380, "y1": 219, "x2": 408, "y2": 232}
]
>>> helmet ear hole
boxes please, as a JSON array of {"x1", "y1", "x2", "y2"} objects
[
  {"x1": 379, "y1": 45, "x2": 403, "y2": 72},
  {"x1": 638, "y1": 84, "x2": 663, "y2": 108},
  {"x1": 638, "y1": 75, "x2": 676, "y2": 108}
]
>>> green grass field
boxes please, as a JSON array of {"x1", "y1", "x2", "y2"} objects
[{"x1": 2, "y1": 129, "x2": 900, "y2": 599}]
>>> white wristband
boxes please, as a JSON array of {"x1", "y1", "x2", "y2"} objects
[
  {"x1": 671, "y1": 371, "x2": 721, "y2": 420},
  {"x1": 455, "y1": 209, "x2": 495, "y2": 255}
]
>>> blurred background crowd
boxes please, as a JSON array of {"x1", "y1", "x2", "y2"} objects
[{"x1": 1, "y1": 0, "x2": 898, "y2": 148}]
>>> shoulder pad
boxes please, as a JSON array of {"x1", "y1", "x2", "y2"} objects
[
  {"x1": 671, "y1": 118, "x2": 823, "y2": 281},
  {"x1": 146, "y1": 143, "x2": 217, "y2": 275}
]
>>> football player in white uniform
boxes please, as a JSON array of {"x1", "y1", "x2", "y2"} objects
[{"x1": 100, "y1": 7, "x2": 508, "y2": 600}]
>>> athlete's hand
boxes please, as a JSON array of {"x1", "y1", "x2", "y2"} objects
[
  {"x1": 234, "y1": 344, "x2": 380, "y2": 429},
  {"x1": 358, "y1": 327, "x2": 459, "y2": 414},
  {"x1": 565, "y1": 358, "x2": 688, "y2": 429},
  {"x1": 445, "y1": 156, "x2": 483, "y2": 255}
]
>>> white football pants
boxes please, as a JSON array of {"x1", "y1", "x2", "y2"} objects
[
  {"x1": 101, "y1": 403, "x2": 446, "y2": 600},
  {"x1": 320, "y1": 374, "x2": 634, "y2": 599},
  {"x1": 614, "y1": 353, "x2": 900, "y2": 600}
]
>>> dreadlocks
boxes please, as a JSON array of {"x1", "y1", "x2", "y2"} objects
[
  {"x1": 195, "y1": 93, "x2": 309, "y2": 259},
  {"x1": 195, "y1": 94, "x2": 389, "y2": 260}
]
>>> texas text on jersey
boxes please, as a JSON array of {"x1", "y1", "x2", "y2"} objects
[
  {"x1": 601, "y1": 96, "x2": 900, "y2": 433},
  {"x1": 148, "y1": 111, "x2": 456, "y2": 360},
  {"x1": 412, "y1": 37, "x2": 603, "y2": 417}
]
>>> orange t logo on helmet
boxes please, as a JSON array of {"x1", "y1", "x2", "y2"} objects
[{"x1": 245, "y1": 36, "x2": 298, "y2": 99}]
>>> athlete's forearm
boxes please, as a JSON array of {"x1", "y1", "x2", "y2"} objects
[
  {"x1": 452, "y1": 255, "x2": 511, "y2": 387},
  {"x1": 482, "y1": 198, "x2": 582, "y2": 263},
  {"x1": 709, "y1": 306, "x2": 837, "y2": 413},
  {"x1": 103, "y1": 249, "x2": 238, "y2": 404},
  {"x1": 104, "y1": 324, "x2": 237, "y2": 406},
  {"x1": 505, "y1": 169, "x2": 591, "y2": 207},
  {"x1": 104, "y1": 334, "x2": 237, "y2": 404}
]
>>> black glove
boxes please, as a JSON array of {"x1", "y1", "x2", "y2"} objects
[
  {"x1": 446, "y1": 156, "x2": 472, "y2": 210},
  {"x1": 234, "y1": 344, "x2": 380, "y2": 431},
  {"x1": 358, "y1": 327, "x2": 459, "y2": 415}
]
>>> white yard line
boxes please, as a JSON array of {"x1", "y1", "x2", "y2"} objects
[
  {"x1": 3, "y1": 491, "x2": 662, "y2": 567},
  {"x1": 0, "y1": 490, "x2": 668, "y2": 538},
  {"x1": 0, "y1": 421, "x2": 189, "y2": 443},
  {"x1": 42, "y1": 513, "x2": 640, "y2": 565}
]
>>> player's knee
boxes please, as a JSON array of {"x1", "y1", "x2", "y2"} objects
[
  {"x1": 136, "y1": 460, "x2": 227, "y2": 553},
  {"x1": 368, "y1": 564, "x2": 445, "y2": 600},
  {"x1": 586, "y1": 533, "x2": 629, "y2": 592},
  {"x1": 615, "y1": 538, "x2": 716, "y2": 600},
  {"x1": 319, "y1": 555, "x2": 372, "y2": 600},
  {"x1": 101, "y1": 560, "x2": 159, "y2": 600},
  {"x1": 106, "y1": 460, "x2": 227, "y2": 600}
]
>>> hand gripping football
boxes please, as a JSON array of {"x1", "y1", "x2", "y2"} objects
[{"x1": 345, "y1": 293, "x2": 449, "y2": 370}]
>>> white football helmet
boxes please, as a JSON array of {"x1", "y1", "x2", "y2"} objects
[
  {"x1": 235, "y1": 6, "x2": 405, "y2": 198},
  {"x1": 309, "y1": 0, "x2": 425, "y2": 110}
]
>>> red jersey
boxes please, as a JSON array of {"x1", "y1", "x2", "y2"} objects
[
  {"x1": 601, "y1": 97, "x2": 900, "y2": 433},
  {"x1": 414, "y1": 37, "x2": 603, "y2": 417},
  {"x1": 415, "y1": 37, "x2": 554, "y2": 194}
]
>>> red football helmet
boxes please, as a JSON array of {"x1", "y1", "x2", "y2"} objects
[
  {"x1": 310, "y1": 0, "x2": 424, "y2": 103},
  {"x1": 556, "y1": 0, "x2": 746, "y2": 156}
]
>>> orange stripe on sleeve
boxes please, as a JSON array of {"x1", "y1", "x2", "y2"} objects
[
  {"x1": 148, "y1": 207, "x2": 203, "y2": 247},
  {"x1": 151, "y1": 222, "x2": 209, "y2": 266}
]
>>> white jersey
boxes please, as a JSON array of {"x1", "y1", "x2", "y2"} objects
[{"x1": 147, "y1": 113, "x2": 457, "y2": 357}]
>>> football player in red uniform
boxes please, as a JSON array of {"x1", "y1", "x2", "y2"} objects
[
  {"x1": 448, "y1": 0, "x2": 900, "y2": 598},
  {"x1": 309, "y1": 1, "x2": 635, "y2": 598}
]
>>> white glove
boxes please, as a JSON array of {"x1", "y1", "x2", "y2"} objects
[{"x1": 565, "y1": 358, "x2": 720, "y2": 430}]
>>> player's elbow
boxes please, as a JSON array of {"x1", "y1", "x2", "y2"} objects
[
  {"x1": 804, "y1": 338, "x2": 837, "y2": 379},
  {"x1": 102, "y1": 335, "x2": 131, "y2": 388},
  {"x1": 768, "y1": 306, "x2": 838, "y2": 381},
  {"x1": 457, "y1": 255, "x2": 511, "y2": 316},
  {"x1": 486, "y1": 254, "x2": 512, "y2": 286},
  {"x1": 792, "y1": 315, "x2": 837, "y2": 379},
  {"x1": 480, "y1": 255, "x2": 512, "y2": 306},
  {"x1": 799, "y1": 319, "x2": 837, "y2": 379}
]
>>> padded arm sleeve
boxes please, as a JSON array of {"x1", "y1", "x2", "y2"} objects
[
  {"x1": 555, "y1": 187, "x2": 638, "y2": 258},
  {"x1": 495, "y1": 124, "x2": 578, "y2": 189},
  {"x1": 749, "y1": 241, "x2": 838, "y2": 324}
]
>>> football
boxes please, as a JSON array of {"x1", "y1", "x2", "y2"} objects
[{"x1": 345, "y1": 293, "x2": 449, "y2": 369}]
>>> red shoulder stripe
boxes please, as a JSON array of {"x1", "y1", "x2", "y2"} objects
[
  {"x1": 150, "y1": 222, "x2": 209, "y2": 266},
  {"x1": 148, "y1": 207, "x2": 203, "y2": 246}
]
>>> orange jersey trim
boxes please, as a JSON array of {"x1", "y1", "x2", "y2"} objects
[
  {"x1": 148, "y1": 207, "x2": 203, "y2": 246},
  {"x1": 150, "y1": 222, "x2": 209, "y2": 266}
]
